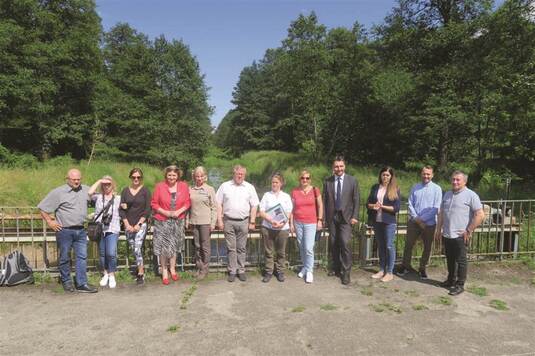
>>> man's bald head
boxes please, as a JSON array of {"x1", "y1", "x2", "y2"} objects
[{"x1": 66, "y1": 169, "x2": 82, "y2": 189}]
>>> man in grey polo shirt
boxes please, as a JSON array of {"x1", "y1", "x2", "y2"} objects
[
  {"x1": 38, "y1": 168, "x2": 97, "y2": 293},
  {"x1": 434, "y1": 170, "x2": 484, "y2": 296},
  {"x1": 216, "y1": 165, "x2": 259, "y2": 282}
]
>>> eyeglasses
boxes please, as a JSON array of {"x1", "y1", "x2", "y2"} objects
[
  {"x1": 300, "y1": 177, "x2": 311, "y2": 180},
  {"x1": 131, "y1": 176, "x2": 142, "y2": 180}
]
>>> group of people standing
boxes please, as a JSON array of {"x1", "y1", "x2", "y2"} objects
[{"x1": 37, "y1": 156, "x2": 484, "y2": 297}]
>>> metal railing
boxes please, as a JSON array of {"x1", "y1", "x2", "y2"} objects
[{"x1": 1, "y1": 199, "x2": 534, "y2": 273}]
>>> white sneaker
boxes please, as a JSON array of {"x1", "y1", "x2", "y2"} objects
[
  {"x1": 305, "y1": 271, "x2": 313, "y2": 284},
  {"x1": 108, "y1": 275, "x2": 116, "y2": 289},
  {"x1": 99, "y1": 274, "x2": 109, "y2": 287},
  {"x1": 297, "y1": 269, "x2": 304, "y2": 279}
]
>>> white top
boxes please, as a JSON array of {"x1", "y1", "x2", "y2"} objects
[
  {"x1": 334, "y1": 174, "x2": 345, "y2": 197},
  {"x1": 376, "y1": 185, "x2": 387, "y2": 223},
  {"x1": 93, "y1": 194, "x2": 122, "y2": 234},
  {"x1": 216, "y1": 180, "x2": 259, "y2": 220},
  {"x1": 259, "y1": 190, "x2": 293, "y2": 230}
]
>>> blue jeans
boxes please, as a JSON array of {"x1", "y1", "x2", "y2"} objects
[
  {"x1": 56, "y1": 228, "x2": 88, "y2": 286},
  {"x1": 99, "y1": 232, "x2": 118, "y2": 273},
  {"x1": 374, "y1": 222, "x2": 396, "y2": 273},
  {"x1": 294, "y1": 222, "x2": 316, "y2": 274}
]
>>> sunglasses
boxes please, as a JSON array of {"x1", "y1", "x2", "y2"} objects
[
  {"x1": 131, "y1": 176, "x2": 142, "y2": 180},
  {"x1": 300, "y1": 177, "x2": 311, "y2": 180}
]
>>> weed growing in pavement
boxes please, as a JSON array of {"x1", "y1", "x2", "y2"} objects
[
  {"x1": 412, "y1": 304, "x2": 429, "y2": 311},
  {"x1": 509, "y1": 276, "x2": 522, "y2": 285},
  {"x1": 319, "y1": 304, "x2": 338, "y2": 311},
  {"x1": 369, "y1": 303, "x2": 402, "y2": 314},
  {"x1": 434, "y1": 296, "x2": 453, "y2": 306},
  {"x1": 167, "y1": 325, "x2": 180, "y2": 333},
  {"x1": 467, "y1": 285, "x2": 488, "y2": 297},
  {"x1": 403, "y1": 289, "x2": 419, "y2": 297},
  {"x1": 361, "y1": 287, "x2": 373, "y2": 296},
  {"x1": 180, "y1": 283, "x2": 198, "y2": 310},
  {"x1": 489, "y1": 299, "x2": 509, "y2": 311},
  {"x1": 291, "y1": 305, "x2": 306, "y2": 313},
  {"x1": 115, "y1": 268, "x2": 134, "y2": 283}
]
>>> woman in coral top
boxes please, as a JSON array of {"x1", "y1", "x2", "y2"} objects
[
  {"x1": 151, "y1": 165, "x2": 191, "y2": 285},
  {"x1": 290, "y1": 169, "x2": 323, "y2": 284}
]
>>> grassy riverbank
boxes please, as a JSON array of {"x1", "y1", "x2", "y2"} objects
[{"x1": 0, "y1": 149, "x2": 527, "y2": 206}]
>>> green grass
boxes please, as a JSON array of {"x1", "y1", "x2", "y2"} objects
[
  {"x1": 180, "y1": 283, "x2": 198, "y2": 310},
  {"x1": 319, "y1": 303, "x2": 338, "y2": 311},
  {"x1": 370, "y1": 303, "x2": 402, "y2": 314},
  {"x1": 489, "y1": 299, "x2": 509, "y2": 311},
  {"x1": 360, "y1": 287, "x2": 373, "y2": 296},
  {"x1": 434, "y1": 296, "x2": 453, "y2": 306},
  {"x1": 33, "y1": 272, "x2": 53, "y2": 286},
  {"x1": 467, "y1": 285, "x2": 488, "y2": 297},
  {"x1": 167, "y1": 324, "x2": 180, "y2": 333},
  {"x1": 291, "y1": 305, "x2": 306, "y2": 313},
  {"x1": 412, "y1": 304, "x2": 429, "y2": 311},
  {"x1": 403, "y1": 289, "x2": 419, "y2": 297}
]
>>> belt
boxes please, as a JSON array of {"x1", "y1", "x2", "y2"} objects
[
  {"x1": 224, "y1": 216, "x2": 249, "y2": 222},
  {"x1": 63, "y1": 225, "x2": 84, "y2": 230}
]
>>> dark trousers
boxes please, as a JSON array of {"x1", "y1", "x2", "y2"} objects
[
  {"x1": 192, "y1": 224, "x2": 211, "y2": 274},
  {"x1": 403, "y1": 221, "x2": 435, "y2": 270},
  {"x1": 328, "y1": 212, "x2": 353, "y2": 275},
  {"x1": 444, "y1": 237, "x2": 467, "y2": 286},
  {"x1": 261, "y1": 227, "x2": 289, "y2": 275}
]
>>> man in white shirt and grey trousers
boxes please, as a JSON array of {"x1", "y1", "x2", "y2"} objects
[{"x1": 216, "y1": 165, "x2": 259, "y2": 282}]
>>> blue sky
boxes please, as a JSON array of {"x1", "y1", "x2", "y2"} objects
[
  {"x1": 96, "y1": 0, "x2": 398, "y2": 127},
  {"x1": 95, "y1": 0, "x2": 502, "y2": 128}
]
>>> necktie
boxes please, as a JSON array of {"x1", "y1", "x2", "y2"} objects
[{"x1": 335, "y1": 177, "x2": 341, "y2": 210}]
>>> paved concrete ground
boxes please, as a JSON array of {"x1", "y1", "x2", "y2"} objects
[{"x1": 1, "y1": 263, "x2": 534, "y2": 356}]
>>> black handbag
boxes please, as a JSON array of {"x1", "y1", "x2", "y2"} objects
[
  {"x1": 87, "y1": 195, "x2": 114, "y2": 242},
  {"x1": 313, "y1": 187, "x2": 323, "y2": 241}
]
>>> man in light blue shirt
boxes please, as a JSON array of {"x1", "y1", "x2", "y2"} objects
[{"x1": 399, "y1": 166, "x2": 442, "y2": 279}]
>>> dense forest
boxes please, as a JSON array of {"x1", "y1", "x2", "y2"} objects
[
  {"x1": 1, "y1": 0, "x2": 534, "y2": 183},
  {"x1": 215, "y1": 0, "x2": 535, "y2": 181},
  {"x1": 0, "y1": 0, "x2": 212, "y2": 168}
]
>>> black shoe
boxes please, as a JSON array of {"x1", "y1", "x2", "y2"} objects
[
  {"x1": 262, "y1": 274, "x2": 272, "y2": 283},
  {"x1": 341, "y1": 273, "x2": 351, "y2": 285},
  {"x1": 237, "y1": 273, "x2": 247, "y2": 282},
  {"x1": 275, "y1": 272, "x2": 285, "y2": 282},
  {"x1": 419, "y1": 269, "x2": 428, "y2": 279},
  {"x1": 62, "y1": 282, "x2": 75, "y2": 292},
  {"x1": 396, "y1": 266, "x2": 409, "y2": 276},
  {"x1": 75, "y1": 284, "x2": 97, "y2": 293},
  {"x1": 439, "y1": 280, "x2": 455, "y2": 288},
  {"x1": 136, "y1": 275, "x2": 145, "y2": 285},
  {"x1": 328, "y1": 270, "x2": 341, "y2": 277},
  {"x1": 227, "y1": 273, "x2": 236, "y2": 282},
  {"x1": 448, "y1": 285, "x2": 464, "y2": 296}
]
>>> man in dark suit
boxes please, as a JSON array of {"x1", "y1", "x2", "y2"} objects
[{"x1": 323, "y1": 156, "x2": 360, "y2": 285}]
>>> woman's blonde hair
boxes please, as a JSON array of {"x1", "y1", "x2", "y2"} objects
[
  {"x1": 99, "y1": 175, "x2": 117, "y2": 194},
  {"x1": 192, "y1": 166, "x2": 208, "y2": 183}
]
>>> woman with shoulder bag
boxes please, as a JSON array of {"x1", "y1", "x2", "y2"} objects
[
  {"x1": 290, "y1": 170, "x2": 323, "y2": 284},
  {"x1": 89, "y1": 175, "x2": 122, "y2": 289}
]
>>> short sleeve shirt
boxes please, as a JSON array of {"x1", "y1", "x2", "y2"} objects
[
  {"x1": 93, "y1": 194, "x2": 122, "y2": 234},
  {"x1": 215, "y1": 180, "x2": 259, "y2": 220},
  {"x1": 259, "y1": 190, "x2": 293, "y2": 230},
  {"x1": 441, "y1": 188, "x2": 483, "y2": 239},
  {"x1": 37, "y1": 184, "x2": 90, "y2": 227}
]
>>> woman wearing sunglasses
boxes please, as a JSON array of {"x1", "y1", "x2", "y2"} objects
[
  {"x1": 119, "y1": 168, "x2": 152, "y2": 285},
  {"x1": 290, "y1": 170, "x2": 323, "y2": 284}
]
